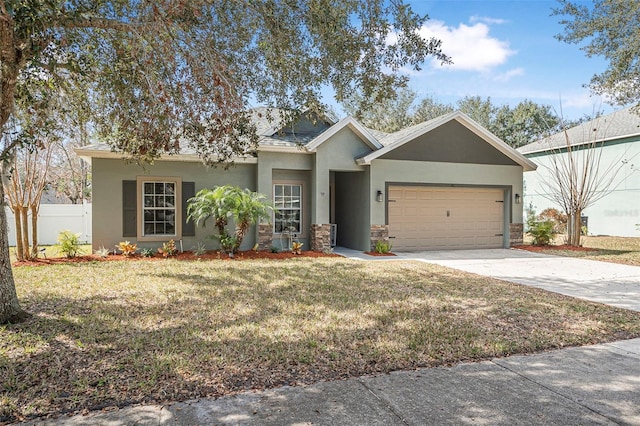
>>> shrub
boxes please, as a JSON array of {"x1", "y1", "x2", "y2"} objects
[
  {"x1": 291, "y1": 241, "x2": 303, "y2": 255},
  {"x1": 374, "y1": 240, "x2": 392, "y2": 254},
  {"x1": 538, "y1": 208, "x2": 567, "y2": 233},
  {"x1": 218, "y1": 234, "x2": 237, "y2": 254},
  {"x1": 117, "y1": 241, "x2": 138, "y2": 257},
  {"x1": 140, "y1": 247, "x2": 155, "y2": 257},
  {"x1": 526, "y1": 213, "x2": 556, "y2": 246},
  {"x1": 58, "y1": 231, "x2": 82, "y2": 258},
  {"x1": 94, "y1": 245, "x2": 110, "y2": 258},
  {"x1": 270, "y1": 246, "x2": 280, "y2": 253},
  {"x1": 158, "y1": 239, "x2": 178, "y2": 257},
  {"x1": 192, "y1": 242, "x2": 207, "y2": 257}
]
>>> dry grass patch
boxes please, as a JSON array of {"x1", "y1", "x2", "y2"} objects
[
  {"x1": 3, "y1": 258, "x2": 640, "y2": 423},
  {"x1": 523, "y1": 236, "x2": 640, "y2": 266}
]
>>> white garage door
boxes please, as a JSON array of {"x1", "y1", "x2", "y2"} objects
[{"x1": 388, "y1": 186, "x2": 505, "y2": 251}]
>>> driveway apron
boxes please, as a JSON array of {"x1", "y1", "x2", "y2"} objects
[{"x1": 394, "y1": 249, "x2": 640, "y2": 312}]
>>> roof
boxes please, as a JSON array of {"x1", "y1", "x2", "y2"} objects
[
  {"x1": 76, "y1": 109, "x2": 536, "y2": 172},
  {"x1": 306, "y1": 116, "x2": 382, "y2": 152},
  {"x1": 518, "y1": 107, "x2": 640, "y2": 155},
  {"x1": 356, "y1": 111, "x2": 538, "y2": 171}
]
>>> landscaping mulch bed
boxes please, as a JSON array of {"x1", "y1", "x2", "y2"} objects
[
  {"x1": 514, "y1": 244, "x2": 599, "y2": 253},
  {"x1": 363, "y1": 251, "x2": 397, "y2": 256},
  {"x1": 12, "y1": 249, "x2": 339, "y2": 267}
]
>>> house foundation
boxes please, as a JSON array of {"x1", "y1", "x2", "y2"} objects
[
  {"x1": 370, "y1": 224, "x2": 389, "y2": 252},
  {"x1": 310, "y1": 224, "x2": 332, "y2": 252},
  {"x1": 257, "y1": 223, "x2": 273, "y2": 250},
  {"x1": 510, "y1": 223, "x2": 524, "y2": 246}
]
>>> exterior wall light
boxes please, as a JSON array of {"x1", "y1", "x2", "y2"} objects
[
  {"x1": 515, "y1": 193, "x2": 521, "y2": 204},
  {"x1": 376, "y1": 190, "x2": 383, "y2": 202}
]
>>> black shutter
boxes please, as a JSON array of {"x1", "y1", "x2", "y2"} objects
[
  {"x1": 122, "y1": 180, "x2": 137, "y2": 237},
  {"x1": 182, "y1": 182, "x2": 196, "y2": 237}
]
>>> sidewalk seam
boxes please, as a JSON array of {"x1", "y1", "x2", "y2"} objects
[
  {"x1": 356, "y1": 378, "x2": 410, "y2": 426},
  {"x1": 491, "y1": 359, "x2": 623, "y2": 425}
]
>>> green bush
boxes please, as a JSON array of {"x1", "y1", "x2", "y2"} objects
[
  {"x1": 192, "y1": 242, "x2": 207, "y2": 257},
  {"x1": 526, "y1": 217, "x2": 556, "y2": 246},
  {"x1": 140, "y1": 248, "x2": 155, "y2": 257},
  {"x1": 374, "y1": 240, "x2": 392, "y2": 254},
  {"x1": 57, "y1": 230, "x2": 82, "y2": 258}
]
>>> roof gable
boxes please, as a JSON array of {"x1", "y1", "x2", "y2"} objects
[
  {"x1": 306, "y1": 116, "x2": 382, "y2": 152},
  {"x1": 357, "y1": 111, "x2": 537, "y2": 171}
]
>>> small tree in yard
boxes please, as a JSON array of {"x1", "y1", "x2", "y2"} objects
[
  {"x1": 188, "y1": 186, "x2": 273, "y2": 254},
  {"x1": 537, "y1": 114, "x2": 634, "y2": 246}
]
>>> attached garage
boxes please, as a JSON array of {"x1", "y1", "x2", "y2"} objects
[{"x1": 388, "y1": 185, "x2": 506, "y2": 251}]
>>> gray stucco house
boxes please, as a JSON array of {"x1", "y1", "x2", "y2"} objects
[
  {"x1": 77, "y1": 110, "x2": 536, "y2": 252},
  {"x1": 518, "y1": 108, "x2": 640, "y2": 237}
]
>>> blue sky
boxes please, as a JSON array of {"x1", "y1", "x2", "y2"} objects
[{"x1": 335, "y1": 0, "x2": 614, "y2": 121}]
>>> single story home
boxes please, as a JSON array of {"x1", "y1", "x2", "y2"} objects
[
  {"x1": 518, "y1": 108, "x2": 640, "y2": 237},
  {"x1": 77, "y1": 109, "x2": 536, "y2": 252}
]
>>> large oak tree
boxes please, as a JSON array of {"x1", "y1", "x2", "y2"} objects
[
  {"x1": 554, "y1": 0, "x2": 640, "y2": 107},
  {"x1": 0, "y1": 1, "x2": 449, "y2": 323}
]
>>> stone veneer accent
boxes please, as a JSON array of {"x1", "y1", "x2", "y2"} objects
[
  {"x1": 370, "y1": 224, "x2": 389, "y2": 252},
  {"x1": 510, "y1": 223, "x2": 524, "y2": 246},
  {"x1": 310, "y1": 224, "x2": 332, "y2": 252},
  {"x1": 257, "y1": 223, "x2": 273, "y2": 250}
]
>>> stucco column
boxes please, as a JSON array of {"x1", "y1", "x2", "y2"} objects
[
  {"x1": 256, "y1": 154, "x2": 273, "y2": 246},
  {"x1": 312, "y1": 153, "x2": 330, "y2": 225}
]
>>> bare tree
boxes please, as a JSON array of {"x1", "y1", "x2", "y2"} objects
[
  {"x1": 48, "y1": 141, "x2": 91, "y2": 204},
  {"x1": 3, "y1": 124, "x2": 55, "y2": 260},
  {"x1": 531, "y1": 111, "x2": 636, "y2": 246}
]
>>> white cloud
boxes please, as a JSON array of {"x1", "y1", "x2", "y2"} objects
[
  {"x1": 470, "y1": 15, "x2": 508, "y2": 25},
  {"x1": 419, "y1": 20, "x2": 515, "y2": 72},
  {"x1": 494, "y1": 68, "x2": 524, "y2": 82}
]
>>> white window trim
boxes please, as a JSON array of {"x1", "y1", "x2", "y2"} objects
[
  {"x1": 273, "y1": 181, "x2": 305, "y2": 238},
  {"x1": 136, "y1": 176, "x2": 182, "y2": 242}
]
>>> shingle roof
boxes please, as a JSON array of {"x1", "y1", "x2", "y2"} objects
[
  {"x1": 518, "y1": 107, "x2": 640, "y2": 155},
  {"x1": 374, "y1": 115, "x2": 444, "y2": 147}
]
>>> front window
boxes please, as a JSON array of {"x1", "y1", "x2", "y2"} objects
[
  {"x1": 274, "y1": 183, "x2": 302, "y2": 234},
  {"x1": 134, "y1": 176, "x2": 182, "y2": 242},
  {"x1": 142, "y1": 180, "x2": 177, "y2": 237}
]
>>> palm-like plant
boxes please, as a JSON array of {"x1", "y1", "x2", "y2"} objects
[
  {"x1": 187, "y1": 185, "x2": 274, "y2": 253},
  {"x1": 187, "y1": 186, "x2": 230, "y2": 238}
]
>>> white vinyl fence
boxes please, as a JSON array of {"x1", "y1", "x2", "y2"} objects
[{"x1": 5, "y1": 202, "x2": 92, "y2": 246}]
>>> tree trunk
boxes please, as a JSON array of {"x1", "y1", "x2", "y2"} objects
[
  {"x1": 19, "y1": 206, "x2": 30, "y2": 260},
  {"x1": 0, "y1": 186, "x2": 28, "y2": 324},
  {"x1": 567, "y1": 211, "x2": 582, "y2": 247},
  {"x1": 30, "y1": 205, "x2": 39, "y2": 259},
  {"x1": 13, "y1": 209, "x2": 24, "y2": 262}
]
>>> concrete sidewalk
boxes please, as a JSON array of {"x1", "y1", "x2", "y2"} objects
[{"x1": 25, "y1": 338, "x2": 640, "y2": 425}]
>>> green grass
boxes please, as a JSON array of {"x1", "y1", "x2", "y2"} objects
[{"x1": 3, "y1": 257, "x2": 640, "y2": 422}]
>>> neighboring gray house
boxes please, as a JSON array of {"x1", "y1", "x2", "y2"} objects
[
  {"x1": 518, "y1": 108, "x2": 640, "y2": 237},
  {"x1": 77, "y1": 110, "x2": 535, "y2": 252}
]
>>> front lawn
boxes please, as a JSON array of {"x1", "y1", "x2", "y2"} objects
[{"x1": 3, "y1": 258, "x2": 640, "y2": 423}]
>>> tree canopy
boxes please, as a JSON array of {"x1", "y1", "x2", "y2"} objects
[
  {"x1": 554, "y1": 0, "x2": 640, "y2": 108},
  {"x1": 0, "y1": 0, "x2": 450, "y2": 165},
  {"x1": 342, "y1": 91, "x2": 559, "y2": 147}
]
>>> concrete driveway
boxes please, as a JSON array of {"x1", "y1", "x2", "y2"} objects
[{"x1": 395, "y1": 248, "x2": 640, "y2": 312}]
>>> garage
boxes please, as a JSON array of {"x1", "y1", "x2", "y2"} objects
[{"x1": 388, "y1": 186, "x2": 506, "y2": 251}]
